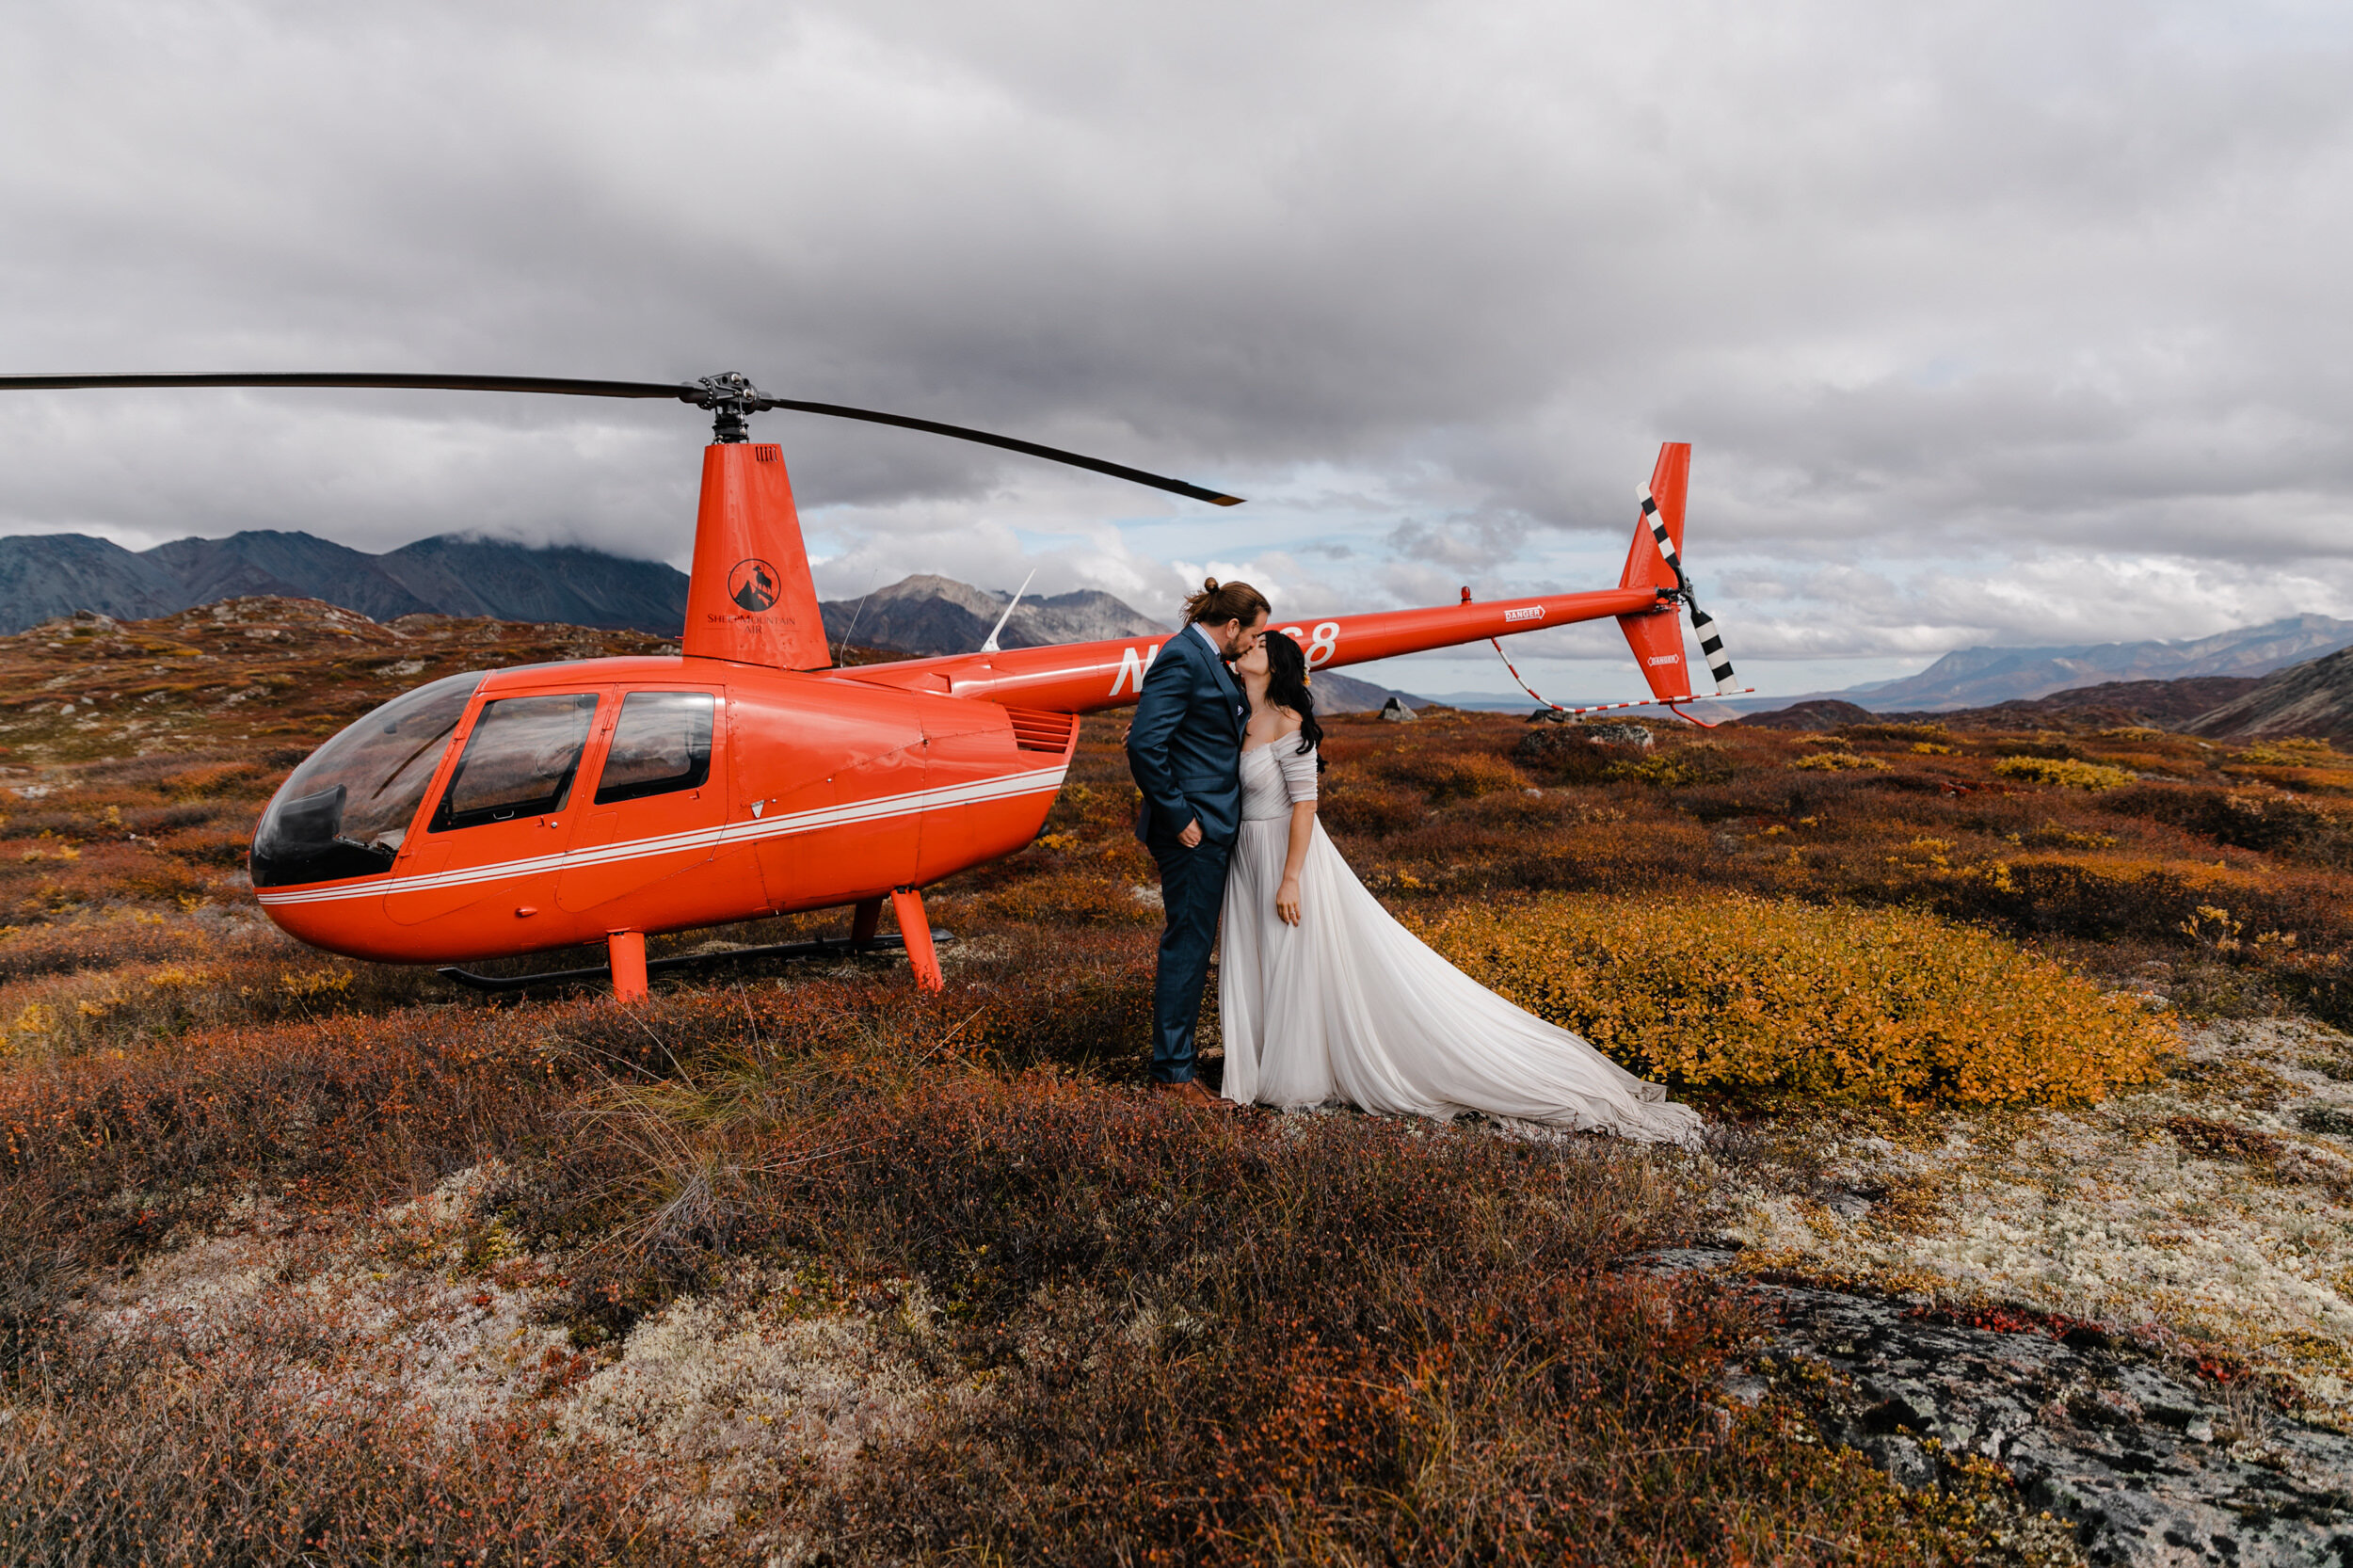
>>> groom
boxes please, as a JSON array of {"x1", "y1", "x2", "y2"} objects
[{"x1": 1127, "y1": 578, "x2": 1271, "y2": 1110}]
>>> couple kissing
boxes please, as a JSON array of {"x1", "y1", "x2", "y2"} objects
[{"x1": 1125, "y1": 578, "x2": 1702, "y2": 1142}]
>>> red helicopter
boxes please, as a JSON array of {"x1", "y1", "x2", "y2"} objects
[{"x1": 0, "y1": 371, "x2": 1741, "y2": 999}]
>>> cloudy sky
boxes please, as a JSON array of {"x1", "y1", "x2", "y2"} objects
[{"x1": 3, "y1": 0, "x2": 2350, "y2": 700}]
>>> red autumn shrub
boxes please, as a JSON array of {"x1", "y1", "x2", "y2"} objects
[
  {"x1": 1375, "y1": 748, "x2": 1530, "y2": 802},
  {"x1": 1318, "y1": 779, "x2": 1427, "y2": 835}
]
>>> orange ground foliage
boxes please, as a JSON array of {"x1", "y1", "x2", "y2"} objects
[
  {"x1": 1418, "y1": 892, "x2": 2167, "y2": 1108},
  {"x1": 0, "y1": 597, "x2": 2345, "y2": 1560}
]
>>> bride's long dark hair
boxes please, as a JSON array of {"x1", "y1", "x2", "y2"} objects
[{"x1": 1261, "y1": 630, "x2": 1323, "y2": 756}]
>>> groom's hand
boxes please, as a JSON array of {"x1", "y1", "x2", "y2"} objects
[{"x1": 1178, "y1": 818, "x2": 1203, "y2": 848}]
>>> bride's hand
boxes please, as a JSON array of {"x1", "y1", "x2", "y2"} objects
[{"x1": 1275, "y1": 875, "x2": 1303, "y2": 926}]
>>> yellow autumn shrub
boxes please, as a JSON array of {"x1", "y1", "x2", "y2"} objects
[
  {"x1": 1417, "y1": 892, "x2": 2167, "y2": 1109},
  {"x1": 2235, "y1": 738, "x2": 2338, "y2": 767},
  {"x1": 1993, "y1": 756, "x2": 2136, "y2": 790},
  {"x1": 1788, "y1": 750, "x2": 1887, "y2": 772}
]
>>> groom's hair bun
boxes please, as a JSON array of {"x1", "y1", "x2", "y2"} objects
[{"x1": 1183, "y1": 576, "x2": 1271, "y2": 627}]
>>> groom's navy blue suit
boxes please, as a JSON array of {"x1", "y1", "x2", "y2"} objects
[{"x1": 1126, "y1": 623, "x2": 1249, "y2": 1084}]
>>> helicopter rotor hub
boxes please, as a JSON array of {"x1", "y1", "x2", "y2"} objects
[{"x1": 694, "y1": 371, "x2": 763, "y2": 443}]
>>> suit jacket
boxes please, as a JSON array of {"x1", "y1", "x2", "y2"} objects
[{"x1": 1127, "y1": 624, "x2": 1248, "y2": 848}]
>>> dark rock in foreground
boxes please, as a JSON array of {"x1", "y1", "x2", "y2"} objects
[{"x1": 1638, "y1": 1249, "x2": 2353, "y2": 1566}]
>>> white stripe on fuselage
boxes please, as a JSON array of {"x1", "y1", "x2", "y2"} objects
[{"x1": 255, "y1": 764, "x2": 1069, "y2": 907}]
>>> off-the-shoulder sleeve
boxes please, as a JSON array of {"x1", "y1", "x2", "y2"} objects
[{"x1": 1278, "y1": 743, "x2": 1320, "y2": 804}]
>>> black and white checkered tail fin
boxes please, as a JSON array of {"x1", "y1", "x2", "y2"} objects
[{"x1": 1639, "y1": 484, "x2": 1739, "y2": 695}]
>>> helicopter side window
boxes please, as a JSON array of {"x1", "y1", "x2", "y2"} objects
[
  {"x1": 593, "y1": 691, "x2": 714, "y2": 805},
  {"x1": 430, "y1": 692, "x2": 600, "y2": 831}
]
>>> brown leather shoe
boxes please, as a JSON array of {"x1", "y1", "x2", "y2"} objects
[{"x1": 1156, "y1": 1079, "x2": 1241, "y2": 1112}]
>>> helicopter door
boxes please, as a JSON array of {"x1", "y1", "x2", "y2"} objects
[
  {"x1": 733, "y1": 681, "x2": 924, "y2": 911},
  {"x1": 385, "y1": 688, "x2": 605, "y2": 926},
  {"x1": 555, "y1": 689, "x2": 726, "y2": 915}
]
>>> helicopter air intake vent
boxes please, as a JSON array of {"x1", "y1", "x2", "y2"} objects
[
  {"x1": 754, "y1": 444, "x2": 782, "y2": 462},
  {"x1": 1004, "y1": 708, "x2": 1077, "y2": 753}
]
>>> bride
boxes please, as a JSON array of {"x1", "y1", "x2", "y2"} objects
[{"x1": 1216, "y1": 631, "x2": 1703, "y2": 1144}]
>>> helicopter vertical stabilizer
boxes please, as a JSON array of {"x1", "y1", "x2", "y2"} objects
[
  {"x1": 682, "y1": 441, "x2": 831, "y2": 668},
  {"x1": 1615, "y1": 442, "x2": 1695, "y2": 702}
]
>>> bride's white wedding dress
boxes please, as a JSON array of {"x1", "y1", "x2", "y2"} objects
[{"x1": 1217, "y1": 740, "x2": 1703, "y2": 1144}]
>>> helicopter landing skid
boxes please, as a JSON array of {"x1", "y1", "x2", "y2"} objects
[{"x1": 436, "y1": 929, "x2": 957, "y2": 995}]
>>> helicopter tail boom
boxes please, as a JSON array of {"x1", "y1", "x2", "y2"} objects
[
  {"x1": 837, "y1": 581, "x2": 1662, "y2": 713},
  {"x1": 839, "y1": 441, "x2": 1723, "y2": 712}
]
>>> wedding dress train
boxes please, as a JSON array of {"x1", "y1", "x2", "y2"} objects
[{"x1": 1217, "y1": 741, "x2": 1702, "y2": 1144}]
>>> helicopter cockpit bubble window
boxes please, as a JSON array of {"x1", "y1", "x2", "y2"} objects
[
  {"x1": 249, "y1": 671, "x2": 485, "y2": 888},
  {"x1": 430, "y1": 692, "x2": 600, "y2": 832},
  {"x1": 593, "y1": 692, "x2": 714, "y2": 805}
]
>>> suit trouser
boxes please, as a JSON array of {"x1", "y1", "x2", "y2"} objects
[{"x1": 1147, "y1": 834, "x2": 1231, "y2": 1083}]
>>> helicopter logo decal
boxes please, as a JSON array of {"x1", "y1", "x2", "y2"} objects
[{"x1": 728, "y1": 557, "x2": 780, "y2": 612}]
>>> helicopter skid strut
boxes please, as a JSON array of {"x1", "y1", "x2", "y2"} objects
[{"x1": 436, "y1": 926, "x2": 956, "y2": 996}]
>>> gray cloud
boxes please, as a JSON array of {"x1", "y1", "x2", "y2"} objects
[{"x1": 0, "y1": 0, "x2": 2348, "y2": 671}]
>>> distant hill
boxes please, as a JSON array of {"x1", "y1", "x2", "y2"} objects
[
  {"x1": 142, "y1": 530, "x2": 435, "y2": 622},
  {"x1": 1954, "y1": 676, "x2": 2269, "y2": 730},
  {"x1": 1732, "y1": 699, "x2": 1881, "y2": 731},
  {"x1": 0, "y1": 529, "x2": 689, "y2": 634},
  {"x1": 821, "y1": 573, "x2": 1171, "y2": 656},
  {"x1": 1301, "y1": 668, "x2": 1426, "y2": 716},
  {"x1": 822, "y1": 574, "x2": 1427, "y2": 714},
  {"x1": 0, "y1": 535, "x2": 188, "y2": 627},
  {"x1": 1737, "y1": 615, "x2": 2353, "y2": 713},
  {"x1": 368, "y1": 537, "x2": 687, "y2": 632},
  {"x1": 1737, "y1": 674, "x2": 2271, "y2": 733},
  {"x1": 2185, "y1": 648, "x2": 2353, "y2": 744}
]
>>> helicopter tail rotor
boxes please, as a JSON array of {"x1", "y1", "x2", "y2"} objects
[
  {"x1": 1610, "y1": 442, "x2": 1752, "y2": 716},
  {"x1": 1635, "y1": 485, "x2": 1739, "y2": 695}
]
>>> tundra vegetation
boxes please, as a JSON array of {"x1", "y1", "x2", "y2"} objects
[{"x1": 0, "y1": 598, "x2": 2347, "y2": 1563}]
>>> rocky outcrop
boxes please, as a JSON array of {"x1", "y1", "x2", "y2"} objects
[{"x1": 1639, "y1": 1249, "x2": 2353, "y2": 1566}]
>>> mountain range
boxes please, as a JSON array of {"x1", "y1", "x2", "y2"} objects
[
  {"x1": 820, "y1": 573, "x2": 1170, "y2": 654},
  {"x1": 0, "y1": 529, "x2": 692, "y2": 635},
  {"x1": 0, "y1": 534, "x2": 1427, "y2": 712},
  {"x1": 1759, "y1": 615, "x2": 2353, "y2": 713}
]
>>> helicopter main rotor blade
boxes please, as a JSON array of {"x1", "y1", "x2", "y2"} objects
[
  {"x1": 0, "y1": 372, "x2": 1246, "y2": 506},
  {"x1": 0, "y1": 371, "x2": 696, "y2": 400},
  {"x1": 750, "y1": 396, "x2": 1243, "y2": 507}
]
